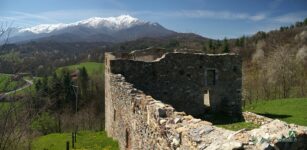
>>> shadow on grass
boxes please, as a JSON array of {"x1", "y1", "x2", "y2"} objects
[
  {"x1": 199, "y1": 113, "x2": 244, "y2": 125},
  {"x1": 256, "y1": 113, "x2": 292, "y2": 119}
]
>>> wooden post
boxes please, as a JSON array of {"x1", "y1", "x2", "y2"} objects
[
  {"x1": 72, "y1": 132, "x2": 75, "y2": 148},
  {"x1": 74, "y1": 132, "x2": 77, "y2": 143},
  {"x1": 66, "y1": 141, "x2": 69, "y2": 150}
]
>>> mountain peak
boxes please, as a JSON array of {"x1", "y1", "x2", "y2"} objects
[
  {"x1": 19, "y1": 15, "x2": 144, "y2": 34},
  {"x1": 11, "y1": 15, "x2": 175, "y2": 43},
  {"x1": 78, "y1": 15, "x2": 142, "y2": 29}
]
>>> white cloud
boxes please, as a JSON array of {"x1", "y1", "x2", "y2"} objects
[
  {"x1": 250, "y1": 14, "x2": 267, "y2": 21},
  {"x1": 152, "y1": 10, "x2": 267, "y2": 21},
  {"x1": 274, "y1": 11, "x2": 307, "y2": 23}
]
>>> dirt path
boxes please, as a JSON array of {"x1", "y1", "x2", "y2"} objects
[{"x1": 0, "y1": 79, "x2": 33, "y2": 100}]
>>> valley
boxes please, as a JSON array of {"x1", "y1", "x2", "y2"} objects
[{"x1": 0, "y1": 3, "x2": 306, "y2": 148}]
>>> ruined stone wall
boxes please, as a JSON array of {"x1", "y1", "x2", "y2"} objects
[
  {"x1": 104, "y1": 71, "x2": 307, "y2": 150},
  {"x1": 109, "y1": 52, "x2": 242, "y2": 117},
  {"x1": 243, "y1": 112, "x2": 273, "y2": 125},
  {"x1": 105, "y1": 73, "x2": 241, "y2": 149},
  {"x1": 105, "y1": 52, "x2": 307, "y2": 150}
]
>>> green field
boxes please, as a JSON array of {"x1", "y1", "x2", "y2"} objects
[
  {"x1": 56, "y1": 62, "x2": 104, "y2": 76},
  {"x1": 32, "y1": 131, "x2": 119, "y2": 150},
  {"x1": 0, "y1": 74, "x2": 26, "y2": 93},
  {"x1": 245, "y1": 98, "x2": 307, "y2": 126}
]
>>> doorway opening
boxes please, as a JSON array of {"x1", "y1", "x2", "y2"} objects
[{"x1": 204, "y1": 90, "x2": 210, "y2": 107}]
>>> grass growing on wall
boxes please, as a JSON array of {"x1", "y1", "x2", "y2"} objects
[
  {"x1": 216, "y1": 122, "x2": 260, "y2": 131},
  {"x1": 204, "y1": 113, "x2": 260, "y2": 131},
  {"x1": 32, "y1": 131, "x2": 119, "y2": 150},
  {"x1": 244, "y1": 98, "x2": 307, "y2": 126}
]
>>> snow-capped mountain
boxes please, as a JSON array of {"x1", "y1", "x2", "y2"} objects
[{"x1": 9, "y1": 15, "x2": 176, "y2": 43}]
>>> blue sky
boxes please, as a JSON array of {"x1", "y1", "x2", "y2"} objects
[{"x1": 0, "y1": 0, "x2": 306, "y2": 39}]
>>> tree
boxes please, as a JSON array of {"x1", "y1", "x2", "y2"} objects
[
  {"x1": 49, "y1": 73, "x2": 63, "y2": 110},
  {"x1": 78, "y1": 67, "x2": 89, "y2": 101},
  {"x1": 239, "y1": 36, "x2": 246, "y2": 47},
  {"x1": 62, "y1": 71, "x2": 75, "y2": 108},
  {"x1": 295, "y1": 21, "x2": 303, "y2": 27},
  {"x1": 202, "y1": 41, "x2": 207, "y2": 52},
  {"x1": 41, "y1": 76, "x2": 49, "y2": 96},
  {"x1": 208, "y1": 39, "x2": 213, "y2": 50},
  {"x1": 266, "y1": 46, "x2": 296, "y2": 98},
  {"x1": 35, "y1": 79, "x2": 42, "y2": 92},
  {"x1": 222, "y1": 38, "x2": 230, "y2": 53},
  {"x1": 167, "y1": 39, "x2": 179, "y2": 48},
  {"x1": 31, "y1": 112, "x2": 57, "y2": 135}
]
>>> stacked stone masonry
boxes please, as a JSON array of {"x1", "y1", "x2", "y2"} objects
[
  {"x1": 107, "y1": 51, "x2": 242, "y2": 117},
  {"x1": 105, "y1": 51, "x2": 307, "y2": 150}
]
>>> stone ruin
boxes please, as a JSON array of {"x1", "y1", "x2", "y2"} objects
[{"x1": 105, "y1": 49, "x2": 307, "y2": 150}]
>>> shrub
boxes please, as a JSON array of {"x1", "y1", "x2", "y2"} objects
[{"x1": 31, "y1": 112, "x2": 57, "y2": 135}]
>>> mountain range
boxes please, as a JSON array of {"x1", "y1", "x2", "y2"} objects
[{"x1": 8, "y1": 15, "x2": 176, "y2": 43}]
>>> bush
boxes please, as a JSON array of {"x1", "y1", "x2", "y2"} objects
[{"x1": 31, "y1": 112, "x2": 57, "y2": 135}]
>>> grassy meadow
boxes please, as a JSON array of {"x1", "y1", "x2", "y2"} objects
[
  {"x1": 244, "y1": 98, "x2": 307, "y2": 126},
  {"x1": 56, "y1": 62, "x2": 104, "y2": 77},
  {"x1": 32, "y1": 131, "x2": 119, "y2": 150}
]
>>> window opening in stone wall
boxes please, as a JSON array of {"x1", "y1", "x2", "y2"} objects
[
  {"x1": 207, "y1": 69, "x2": 216, "y2": 85},
  {"x1": 113, "y1": 109, "x2": 116, "y2": 121},
  {"x1": 125, "y1": 129, "x2": 131, "y2": 149},
  {"x1": 204, "y1": 90, "x2": 210, "y2": 107}
]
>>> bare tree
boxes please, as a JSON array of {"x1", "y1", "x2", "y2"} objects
[
  {"x1": 0, "y1": 23, "x2": 34, "y2": 150},
  {"x1": 266, "y1": 46, "x2": 297, "y2": 98}
]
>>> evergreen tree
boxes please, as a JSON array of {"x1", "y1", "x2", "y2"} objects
[
  {"x1": 223, "y1": 38, "x2": 230, "y2": 53},
  {"x1": 35, "y1": 79, "x2": 42, "y2": 93},
  {"x1": 202, "y1": 41, "x2": 207, "y2": 52},
  {"x1": 208, "y1": 39, "x2": 213, "y2": 50},
  {"x1": 41, "y1": 76, "x2": 49, "y2": 96},
  {"x1": 239, "y1": 36, "x2": 245, "y2": 47},
  {"x1": 235, "y1": 39, "x2": 240, "y2": 47},
  {"x1": 79, "y1": 67, "x2": 89, "y2": 100},
  {"x1": 49, "y1": 72, "x2": 63, "y2": 110},
  {"x1": 63, "y1": 72, "x2": 74, "y2": 108}
]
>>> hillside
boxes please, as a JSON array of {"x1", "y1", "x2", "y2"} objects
[
  {"x1": 56, "y1": 62, "x2": 104, "y2": 76},
  {"x1": 0, "y1": 42, "x2": 108, "y2": 76},
  {"x1": 240, "y1": 23, "x2": 307, "y2": 102}
]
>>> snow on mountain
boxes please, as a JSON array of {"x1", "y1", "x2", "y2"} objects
[
  {"x1": 19, "y1": 15, "x2": 145, "y2": 34},
  {"x1": 9, "y1": 15, "x2": 176, "y2": 43}
]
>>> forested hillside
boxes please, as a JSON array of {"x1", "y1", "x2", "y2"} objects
[
  {"x1": 0, "y1": 42, "x2": 109, "y2": 76},
  {"x1": 239, "y1": 20, "x2": 307, "y2": 103}
]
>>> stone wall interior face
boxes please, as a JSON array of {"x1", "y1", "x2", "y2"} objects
[
  {"x1": 109, "y1": 53, "x2": 242, "y2": 117},
  {"x1": 104, "y1": 52, "x2": 307, "y2": 150}
]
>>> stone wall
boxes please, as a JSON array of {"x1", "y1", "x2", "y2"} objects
[
  {"x1": 108, "y1": 52, "x2": 242, "y2": 117},
  {"x1": 105, "y1": 73, "x2": 242, "y2": 149},
  {"x1": 243, "y1": 111, "x2": 273, "y2": 125},
  {"x1": 105, "y1": 72, "x2": 307, "y2": 150},
  {"x1": 105, "y1": 51, "x2": 307, "y2": 150}
]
